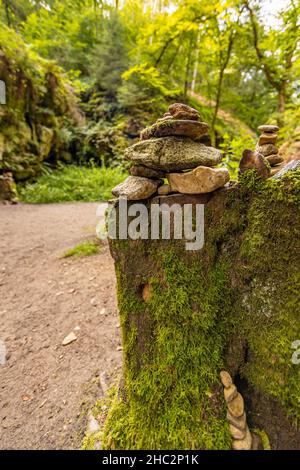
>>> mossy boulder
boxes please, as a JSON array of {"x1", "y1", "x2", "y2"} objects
[{"x1": 104, "y1": 169, "x2": 300, "y2": 450}]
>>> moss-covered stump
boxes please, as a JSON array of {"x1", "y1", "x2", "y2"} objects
[{"x1": 105, "y1": 169, "x2": 300, "y2": 450}]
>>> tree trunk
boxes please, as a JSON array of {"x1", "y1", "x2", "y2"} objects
[
  {"x1": 191, "y1": 29, "x2": 201, "y2": 92},
  {"x1": 211, "y1": 67, "x2": 224, "y2": 146},
  {"x1": 278, "y1": 81, "x2": 287, "y2": 114},
  {"x1": 183, "y1": 40, "x2": 193, "y2": 99},
  {"x1": 211, "y1": 33, "x2": 234, "y2": 146},
  {"x1": 4, "y1": 0, "x2": 11, "y2": 27}
]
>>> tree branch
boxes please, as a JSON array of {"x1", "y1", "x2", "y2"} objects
[{"x1": 244, "y1": 0, "x2": 281, "y2": 90}]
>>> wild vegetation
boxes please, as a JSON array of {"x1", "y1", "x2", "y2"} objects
[{"x1": 0, "y1": 0, "x2": 299, "y2": 202}]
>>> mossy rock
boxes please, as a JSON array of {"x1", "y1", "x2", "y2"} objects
[
  {"x1": 104, "y1": 170, "x2": 300, "y2": 450},
  {"x1": 0, "y1": 26, "x2": 81, "y2": 196}
]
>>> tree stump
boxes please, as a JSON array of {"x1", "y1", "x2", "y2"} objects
[{"x1": 104, "y1": 171, "x2": 300, "y2": 450}]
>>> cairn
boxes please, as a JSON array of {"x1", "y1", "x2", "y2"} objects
[
  {"x1": 256, "y1": 124, "x2": 284, "y2": 176},
  {"x1": 220, "y1": 371, "x2": 263, "y2": 451},
  {"x1": 239, "y1": 124, "x2": 284, "y2": 179},
  {"x1": 112, "y1": 103, "x2": 230, "y2": 200}
]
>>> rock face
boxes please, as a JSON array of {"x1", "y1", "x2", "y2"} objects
[
  {"x1": 239, "y1": 149, "x2": 270, "y2": 179},
  {"x1": 0, "y1": 40, "x2": 82, "y2": 199},
  {"x1": 169, "y1": 103, "x2": 200, "y2": 121},
  {"x1": 112, "y1": 176, "x2": 161, "y2": 200},
  {"x1": 124, "y1": 137, "x2": 223, "y2": 171},
  {"x1": 130, "y1": 165, "x2": 165, "y2": 179},
  {"x1": 141, "y1": 120, "x2": 209, "y2": 140},
  {"x1": 168, "y1": 166, "x2": 230, "y2": 194}
]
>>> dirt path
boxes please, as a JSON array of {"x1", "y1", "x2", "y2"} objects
[{"x1": 0, "y1": 202, "x2": 121, "y2": 450}]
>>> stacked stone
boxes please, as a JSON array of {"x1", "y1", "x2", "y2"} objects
[
  {"x1": 256, "y1": 124, "x2": 283, "y2": 176},
  {"x1": 112, "y1": 103, "x2": 230, "y2": 200},
  {"x1": 220, "y1": 371, "x2": 253, "y2": 451}
]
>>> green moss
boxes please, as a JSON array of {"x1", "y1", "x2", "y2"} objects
[
  {"x1": 235, "y1": 170, "x2": 300, "y2": 426},
  {"x1": 82, "y1": 432, "x2": 103, "y2": 451},
  {"x1": 101, "y1": 247, "x2": 234, "y2": 450},
  {"x1": 61, "y1": 239, "x2": 101, "y2": 258},
  {"x1": 254, "y1": 429, "x2": 271, "y2": 450}
]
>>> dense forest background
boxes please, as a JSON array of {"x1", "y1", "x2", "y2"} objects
[{"x1": 0, "y1": 0, "x2": 299, "y2": 201}]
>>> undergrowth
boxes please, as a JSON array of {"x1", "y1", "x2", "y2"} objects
[
  {"x1": 18, "y1": 164, "x2": 126, "y2": 203},
  {"x1": 61, "y1": 239, "x2": 101, "y2": 258}
]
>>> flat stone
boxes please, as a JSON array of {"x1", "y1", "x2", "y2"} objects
[
  {"x1": 169, "y1": 103, "x2": 200, "y2": 121},
  {"x1": 227, "y1": 411, "x2": 247, "y2": 432},
  {"x1": 224, "y1": 384, "x2": 238, "y2": 403},
  {"x1": 62, "y1": 332, "x2": 77, "y2": 346},
  {"x1": 124, "y1": 137, "x2": 222, "y2": 171},
  {"x1": 258, "y1": 124, "x2": 279, "y2": 133},
  {"x1": 239, "y1": 149, "x2": 270, "y2": 180},
  {"x1": 232, "y1": 427, "x2": 252, "y2": 450},
  {"x1": 140, "y1": 120, "x2": 209, "y2": 140},
  {"x1": 220, "y1": 370, "x2": 233, "y2": 388},
  {"x1": 158, "y1": 184, "x2": 172, "y2": 196},
  {"x1": 130, "y1": 165, "x2": 165, "y2": 179},
  {"x1": 227, "y1": 392, "x2": 244, "y2": 418},
  {"x1": 164, "y1": 112, "x2": 172, "y2": 118},
  {"x1": 258, "y1": 133, "x2": 278, "y2": 145},
  {"x1": 152, "y1": 193, "x2": 212, "y2": 206},
  {"x1": 256, "y1": 143, "x2": 278, "y2": 157},
  {"x1": 272, "y1": 159, "x2": 300, "y2": 179},
  {"x1": 112, "y1": 176, "x2": 161, "y2": 200},
  {"x1": 266, "y1": 154, "x2": 284, "y2": 166},
  {"x1": 229, "y1": 424, "x2": 247, "y2": 440},
  {"x1": 168, "y1": 166, "x2": 230, "y2": 194}
]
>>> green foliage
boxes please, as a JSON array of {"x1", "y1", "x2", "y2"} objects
[
  {"x1": 119, "y1": 63, "x2": 178, "y2": 115},
  {"x1": 88, "y1": 11, "x2": 129, "y2": 97},
  {"x1": 61, "y1": 239, "x2": 101, "y2": 258},
  {"x1": 2, "y1": 0, "x2": 299, "y2": 189},
  {"x1": 18, "y1": 164, "x2": 126, "y2": 203}
]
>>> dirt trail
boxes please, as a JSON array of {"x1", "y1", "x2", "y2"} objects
[{"x1": 0, "y1": 202, "x2": 121, "y2": 450}]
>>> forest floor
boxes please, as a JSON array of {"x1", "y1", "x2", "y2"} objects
[{"x1": 0, "y1": 202, "x2": 121, "y2": 450}]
